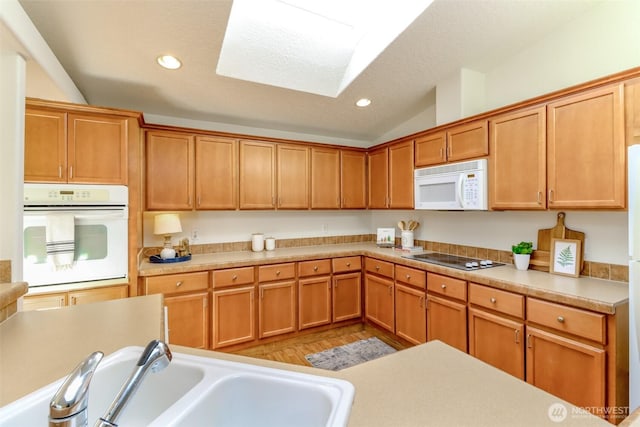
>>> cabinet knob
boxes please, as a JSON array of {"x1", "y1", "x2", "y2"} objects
[
  {"x1": 313, "y1": 266, "x2": 318, "y2": 272},
  {"x1": 406, "y1": 274, "x2": 411, "y2": 280},
  {"x1": 441, "y1": 284, "x2": 447, "y2": 289},
  {"x1": 375, "y1": 266, "x2": 380, "y2": 271},
  {"x1": 176, "y1": 281, "x2": 183, "y2": 287},
  {"x1": 557, "y1": 316, "x2": 565, "y2": 323},
  {"x1": 346, "y1": 262, "x2": 351, "y2": 267},
  {"x1": 490, "y1": 297, "x2": 497, "y2": 303},
  {"x1": 276, "y1": 270, "x2": 281, "y2": 276},
  {"x1": 232, "y1": 275, "x2": 238, "y2": 281}
]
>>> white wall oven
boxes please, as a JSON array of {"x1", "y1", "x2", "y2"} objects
[{"x1": 23, "y1": 184, "x2": 128, "y2": 287}]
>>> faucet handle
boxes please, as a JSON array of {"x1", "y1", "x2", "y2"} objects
[{"x1": 50, "y1": 351, "x2": 103, "y2": 426}]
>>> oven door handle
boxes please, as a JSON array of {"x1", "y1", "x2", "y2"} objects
[{"x1": 73, "y1": 213, "x2": 127, "y2": 220}]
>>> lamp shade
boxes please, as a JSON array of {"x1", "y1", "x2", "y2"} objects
[{"x1": 154, "y1": 213, "x2": 182, "y2": 235}]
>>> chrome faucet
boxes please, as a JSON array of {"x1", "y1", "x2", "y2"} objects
[
  {"x1": 49, "y1": 351, "x2": 104, "y2": 427},
  {"x1": 95, "y1": 340, "x2": 172, "y2": 427}
]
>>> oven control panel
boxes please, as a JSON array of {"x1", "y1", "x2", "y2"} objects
[{"x1": 23, "y1": 184, "x2": 128, "y2": 205}]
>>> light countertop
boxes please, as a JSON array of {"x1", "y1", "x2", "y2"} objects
[
  {"x1": 0, "y1": 296, "x2": 610, "y2": 426},
  {"x1": 139, "y1": 242, "x2": 628, "y2": 314}
]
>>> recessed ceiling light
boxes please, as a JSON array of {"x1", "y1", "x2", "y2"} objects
[
  {"x1": 156, "y1": 55, "x2": 182, "y2": 70},
  {"x1": 356, "y1": 98, "x2": 372, "y2": 107}
]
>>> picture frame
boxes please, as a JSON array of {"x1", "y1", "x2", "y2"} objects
[
  {"x1": 376, "y1": 227, "x2": 396, "y2": 247},
  {"x1": 550, "y1": 238, "x2": 582, "y2": 277}
]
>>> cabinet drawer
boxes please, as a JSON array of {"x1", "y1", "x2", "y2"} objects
[
  {"x1": 298, "y1": 259, "x2": 331, "y2": 277},
  {"x1": 258, "y1": 263, "x2": 296, "y2": 282},
  {"x1": 427, "y1": 273, "x2": 467, "y2": 301},
  {"x1": 365, "y1": 258, "x2": 394, "y2": 279},
  {"x1": 527, "y1": 298, "x2": 605, "y2": 344},
  {"x1": 332, "y1": 256, "x2": 361, "y2": 273},
  {"x1": 145, "y1": 271, "x2": 209, "y2": 295},
  {"x1": 212, "y1": 267, "x2": 254, "y2": 289},
  {"x1": 395, "y1": 265, "x2": 426, "y2": 289},
  {"x1": 469, "y1": 283, "x2": 524, "y2": 319}
]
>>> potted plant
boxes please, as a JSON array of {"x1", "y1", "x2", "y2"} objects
[{"x1": 512, "y1": 241, "x2": 533, "y2": 271}]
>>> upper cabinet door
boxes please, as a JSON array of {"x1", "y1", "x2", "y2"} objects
[
  {"x1": 415, "y1": 131, "x2": 446, "y2": 167},
  {"x1": 446, "y1": 120, "x2": 489, "y2": 163},
  {"x1": 146, "y1": 130, "x2": 194, "y2": 210},
  {"x1": 239, "y1": 140, "x2": 276, "y2": 209},
  {"x1": 311, "y1": 146, "x2": 340, "y2": 209},
  {"x1": 547, "y1": 83, "x2": 625, "y2": 209},
  {"x1": 368, "y1": 147, "x2": 389, "y2": 208},
  {"x1": 195, "y1": 136, "x2": 238, "y2": 210},
  {"x1": 341, "y1": 150, "x2": 367, "y2": 209},
  {"x1": 67, "y1": 114, "x2": 128, "y2": 184},
  {"x1": 489, "y1": 106, "x2": 546, "y2": 210},
  {"x1": 277, "y1": 144, "x2": 309, "y2": 209},
  {"x1": 24, "y1": 108, "x2": 67, "y2": 183},
  {"x1": 388, "y1": 140, "x2": 414, "y2": 209}
]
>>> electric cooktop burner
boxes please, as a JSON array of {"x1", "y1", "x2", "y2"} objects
[{"x1": 402, "y1": 252, "x2": 504, "y2": 271}]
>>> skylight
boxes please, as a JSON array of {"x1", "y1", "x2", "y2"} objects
[{"x1": 217, "y1": 0, "x2": 434, "y2": 97}]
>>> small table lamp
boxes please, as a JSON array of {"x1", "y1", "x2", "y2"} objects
[{"x1": 154, "y1": 213, "x2": 182, "y2": 259}]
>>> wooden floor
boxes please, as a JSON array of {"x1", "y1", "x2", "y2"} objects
[{"x1": 231, "y1": 323, "x2": 412, "y2": 367}]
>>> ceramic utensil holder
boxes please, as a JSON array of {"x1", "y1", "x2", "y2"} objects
[{"x1": 401, "y1": 231, "x2": 414, "y2": 249}]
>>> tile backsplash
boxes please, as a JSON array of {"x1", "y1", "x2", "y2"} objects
[{"x1": 142, "y1": 235, "x2": 628, "y2": 283}]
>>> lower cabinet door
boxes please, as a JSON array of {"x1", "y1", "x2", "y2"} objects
[
  {"x1": 259, "y1": 281, "x2": 296, "y2": 338},
  {"x1": 165, "y1": 292, "x2": 209, "y2": 349},
  {"x1": 364, "y1": 274, "x2": 395, "y2": 332},
  {"x1": 395, "y1": 284, "x2": 426, "y2": 345},
  {"x1": 333, "y1": 272, "x2": 362, "y2": 322},
  {"x1": 468, "y1": 308, "x2": 524, "y2": 380},
  {"x1": 212, "y1": 286, "x2": 255, "y2": 349},
  {"x1": 299, "y1": 276, "x2": 331, "y2": 330},
  {"x1": 68, "y1": 285, "x2": 128, "y2": 306},
  {"x1": 426, "y1": 294, "x2": 467, "y2": 352},
  {"x1": 526, "y1": 326, "x2": 605, "y2": 413}
]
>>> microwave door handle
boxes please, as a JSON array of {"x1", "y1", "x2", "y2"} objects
[{"x1": 456, "y1": 174, "x2": 466, "y2": 209}]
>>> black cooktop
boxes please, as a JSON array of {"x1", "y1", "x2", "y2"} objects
[{"x1": 402, "y1": 252, "x2": 504, "y2": 271}]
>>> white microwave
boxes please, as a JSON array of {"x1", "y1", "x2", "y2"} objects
[{"x1": 414, "y1": 159, "x2": 488, "y2": 210}]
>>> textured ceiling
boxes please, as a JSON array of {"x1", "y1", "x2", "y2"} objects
[{"x1": 18, "y1": 0, "x2": 600, "y2": 145}]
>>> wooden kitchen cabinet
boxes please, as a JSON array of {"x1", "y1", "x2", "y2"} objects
[
  {"x1": 415, "y1": 120, "x2": 488, "y2": 167},
  {"x1": 340, "y1": 150, "x2": 367, "y2": 208},
  {"x1": 426, "y1": 272, "x2": 467, "y2": 352},
  {"x1": 547, "y1": 83, "x2": 626, "y2": 209},
  {"x1": 23, "y1": 285, "x2": 128, "y2": 311},
  {"x1": 489, "y1": 106, "x2": 547, "y2": 210},
  {"x1": 368, "y1": 140, "x2": 414, "y2": 209},
  {"x1": 195, "y1": 136, "x2": 238, "y2": 209},
  {"x1": 239, "y1": 140, "x2": 276, "y2": 209},
  {"x1": 165, "y1": 292, "x2": 209, "y2": 349},
  {"x1": 394, "y1": 265, "x2": 426, "y2": 345},
  {"x1": 332, "y1": 256, "x2": 362, "y2": 323},
  {"x1": 145, "y1": 130, "x2": 195, "y2": 210},
  {"x1": 364, "y1": 258, "x2": 395, "y2": 332},
  {"x1": 144, "y1": 271, "x2": 208, "y2": 348},
  {"x1": 311, "y1": 147, "x2": 340, "y2": 209},
  {"x1": 25, "y1": 108, "x2": 128, "y2": 184},
  {"x1": 277, "y1": 144, "x2": 309, "y2": 209},
  {"x1": 211, "y1": 266, "x2": 256, "y2": 349},
  {"x1": 467, "y1": 283, "x2": 525, "y2": 380},
  {"x1": 298, "y1": 259, "x2": 332, "y2": 330},
  {"x1": 526, "y1": 326, "x2": 605, "y2": 413},
  {"x1": 258, "y1": 263, "x2": 296, "y2": 338}
]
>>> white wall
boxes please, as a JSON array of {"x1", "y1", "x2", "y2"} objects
[{"x1": 370, "y1": 210, "x2": 627, "y2": 265}]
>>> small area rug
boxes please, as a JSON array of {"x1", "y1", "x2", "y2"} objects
[{"x1": 305, "y1": 337, "x2": 397, "y2": 371}]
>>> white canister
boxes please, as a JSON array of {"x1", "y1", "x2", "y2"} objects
[
  {"x1": 265, "y1": 237, "x2": 276, "y2": 251},
  {"x1": 251, "y1": 233, "x2": 264, "y2": 252},
  {"x1": 401, "y1": 231, "x2": 414, "y2": 249}
]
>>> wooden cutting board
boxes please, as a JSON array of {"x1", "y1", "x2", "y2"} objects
[{"x1": 530, "y1": 212, "x2": 585, "y2": 272}]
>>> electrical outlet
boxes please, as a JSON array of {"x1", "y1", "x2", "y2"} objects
[
  {"x1": 322, "y1": 224, "x2": 329, "y2": 233},
  {"x1": 191, "y1": 229, "x2": 199, "y2": 242}
]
